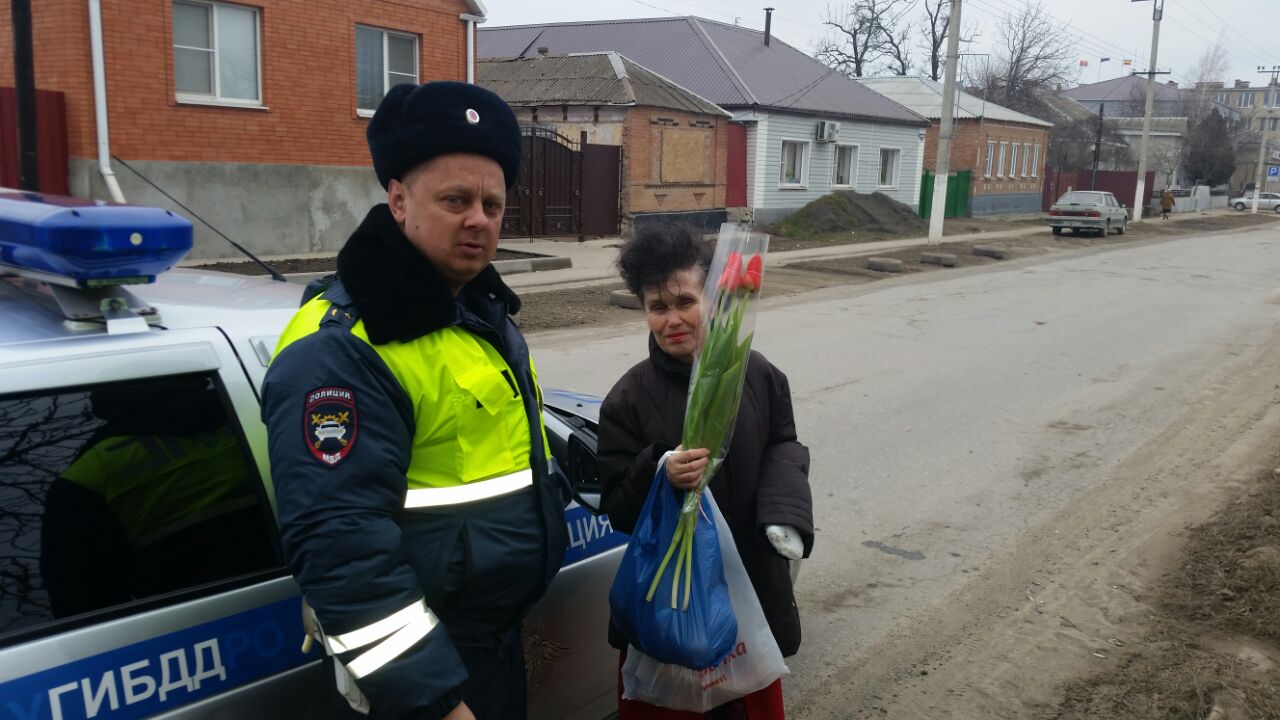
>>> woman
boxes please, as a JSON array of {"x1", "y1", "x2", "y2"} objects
[
  {"x1": 598, "y1": 224, "x2": 814, "y2": 719},
  {"x1": 1160, "y1": 189, "x2": 1175, "y2": 220}
]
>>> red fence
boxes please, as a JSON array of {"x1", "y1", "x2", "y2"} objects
[
  {"x1": 1042, "y1": 169, "x2": 1155, "y2": 211},
  {"x1": 0, "y1": 87, "x2": 69, "y2": 195}
]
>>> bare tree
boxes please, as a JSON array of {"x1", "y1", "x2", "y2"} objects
[
  {"x1": 816, "y1": 0, "x2": 915, "y2": 78},
  {"x1": 970, "y1": 1, "x2": 1075, "y2": 116},
  {"x1": 918, "y1": 0, "x2": 979, "y2": 81}
]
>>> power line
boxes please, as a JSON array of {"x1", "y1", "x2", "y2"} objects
[{"x1": 1190, "y1": 0, "x2": 1270, "y2": 60}]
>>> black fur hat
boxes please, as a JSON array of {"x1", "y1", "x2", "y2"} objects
[{"x1": 366, "y1": 81, "x2": 521, "y2": 189}]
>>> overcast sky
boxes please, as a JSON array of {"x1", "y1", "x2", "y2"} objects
[{"x1": 484, "y1": 0, "x2": 1278, "y2": 90}]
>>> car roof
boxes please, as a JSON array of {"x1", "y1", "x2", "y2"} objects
[{"x1": 0, "y1": 268, "x2": 304, "y2": 349}]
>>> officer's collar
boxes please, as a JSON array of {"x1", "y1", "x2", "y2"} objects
[{"x1": 336, "y1": 204, "x2": 521, "y2": 345}]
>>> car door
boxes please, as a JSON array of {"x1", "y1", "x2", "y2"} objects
[
  {"x1": 0, "y1": 329, "x2": 354, "y2": 720},
  {"x1": 526, "y1": 404, "x2": 626, "y2": 720}
]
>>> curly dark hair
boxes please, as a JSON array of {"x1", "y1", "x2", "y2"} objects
[{"x1": 617, "y1": 223, "x2": 713, "y2": 299}]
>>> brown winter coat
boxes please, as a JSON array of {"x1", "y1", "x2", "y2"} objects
[{"x1": 598, "y1": 336, "x2": 814, "y2": 657}]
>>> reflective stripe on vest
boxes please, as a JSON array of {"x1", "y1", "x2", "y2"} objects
[{"x1": 403, "y1": 468, "x2": 533, "y2": 508}]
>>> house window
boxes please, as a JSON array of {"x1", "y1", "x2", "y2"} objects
[
  {"x1": 779, "y1": 141, "x2": 808, "y2": 187},
  {"x1": 1022, "y1": 143, "x2": 1032, "y2": 176},
  {"x1": 1239, "y1": 92, "x2": 1254, "y2": 108},
  {"x1": 1009, "y1": 144, "x2": 1020, "y2": 178},
  {"x1": 173, "y1": 0, "x2": 260, "y2": 104},
  {"x1": 1032, "y1": 144, "x2": 1040, "y2": 177},
  {"x1": 833, "y1": 145, "x2": 857, "y2": 187},
  {"x1": 997, "y1": 142, "x2": 1008, "y2": 178},
  {"x1": 1270, "y1": 117, "x2": 1279, "y2": 132},
  {"x1": 984, "y1": 141, "x2": 995, "y2": 178},
  {"x1": 878, "y1": 148, "x2": 900, "y2": 188},
  {"x1": 356, "y1": 25, "x2": 419, "y2": 114}
]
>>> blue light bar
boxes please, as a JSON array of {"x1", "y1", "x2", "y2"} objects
[{"x1": 0, "y1": 190, "x2": 193, "y2": 287}]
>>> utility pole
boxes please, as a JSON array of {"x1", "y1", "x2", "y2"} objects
[
  {"x1": 1091, "y1": 103, "x2": 1105, "y2": 190},
  {"x1": 1130, "y1": 0, "x2": 1165, "y2": 222},
  {"x1": 928, "y1": 0, "x2": 962, "y2": 243},
  {"x1": 11, "y1": 0, "x2": 39, "y2": 191},
  {"x1": 1250, "y1": 66, "x2": 1279, "y2": 214}
]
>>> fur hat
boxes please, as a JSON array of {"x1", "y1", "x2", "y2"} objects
[{"x1": 366, "y1": 81, "x2": 521, "y2": 189}]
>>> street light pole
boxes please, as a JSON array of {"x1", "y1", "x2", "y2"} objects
[
  {"x1": 1250, "y1": 65, "x2": 1278, "y2": 214},
  {"x1": 1130, "y1": 0, "x2": 1164, "y2": 223},
  {"x1": 928, "y1": 0, "x2": 963, "y2": 242}
]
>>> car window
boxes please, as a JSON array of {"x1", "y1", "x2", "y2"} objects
[
  {"x1": 1057, "y1": 192, "x2": 1102, "y2": 204},
  {"x1": 0, "y1": 373, "x2": 281, "y2": 643}
]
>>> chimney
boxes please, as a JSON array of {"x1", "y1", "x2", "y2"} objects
[
  {"x1": 1234, "y1": 79, "x2": 1250, "y2": 89},
  {"x1": 1165, "y1": 80, "x2": 1178, "y2": 88},
  {"x1": 536, "y1": 46, "x2": 550, "y2": 57},
  {"x1": 763, "y1": 7, "x2": 774, "y2": 46}
]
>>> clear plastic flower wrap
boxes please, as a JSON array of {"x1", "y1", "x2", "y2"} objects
[{"x1": 645, "y1": 223, "x2": 769, "y2": 610}]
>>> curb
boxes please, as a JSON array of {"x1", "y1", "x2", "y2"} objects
[
  {"x1": 608, "y1": 290, "x2": 641, "y2": 309},
  {"x1": 866, "y1": 257, "x2": 905, "y2": 273}
]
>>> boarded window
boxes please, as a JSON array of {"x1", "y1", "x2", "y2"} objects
[{"x1": 659, "y1": 129, "x2": 710, "y2": 183}]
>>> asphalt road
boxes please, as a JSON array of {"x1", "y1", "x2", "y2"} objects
[{"x1": 526, "y1": 222, "x2": 1280, "y2": 714}]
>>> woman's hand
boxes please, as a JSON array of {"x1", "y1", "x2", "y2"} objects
[
  {"x1": 444, "y1": 701, "x2": 476, "y2": 720},
  {"x1": 665, "y1": 446, "x2": 710, "y2": 491}
]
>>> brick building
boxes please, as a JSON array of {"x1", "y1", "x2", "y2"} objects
[
  {"x1": 859, "y1": 77, "x2": 1052, "y2": 216},
  {"x1": 479, "y1": 52, "x2": 729, "y2": 233},
  {"x1": 0, "y1": 0, "x2": 483, "y2": 258}
]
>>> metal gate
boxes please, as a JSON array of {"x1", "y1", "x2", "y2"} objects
[
  {"x1": 0, "y1": 87, "x2": 69, "y2": 195},
  {"x1": 503, "y1": 127, "x2": 582, "y2": 237}
]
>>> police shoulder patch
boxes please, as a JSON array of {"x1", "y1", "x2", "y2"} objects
[{"x1": 304, "y1": 387, "x2": 357, "y2": 467}]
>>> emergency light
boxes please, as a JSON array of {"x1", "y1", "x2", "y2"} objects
[{"x1": 0, "y1": 190, "x2": 193, "y2": 287}]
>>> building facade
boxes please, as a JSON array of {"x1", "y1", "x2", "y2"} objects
[
  {"x1": 0, "y1": 0, "x2": 480, "y2": 259},
  {"x1": 479, "y1": 16, "x2": 929, "y2": 226},
  {"x1": 480, "y1": 53, "x2": 729, "y2": 233},
  {"x1": 859, "y1": 77, "x2": 1051, "y2": 216}
]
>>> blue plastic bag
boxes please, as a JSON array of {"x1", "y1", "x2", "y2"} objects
[{"x1": 608, "y1": 463, "x2": 738, "y2": 669}]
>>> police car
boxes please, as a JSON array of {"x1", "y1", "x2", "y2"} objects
[{"x1": 0, "y1": 191, "x2": 624, "y2": 720}]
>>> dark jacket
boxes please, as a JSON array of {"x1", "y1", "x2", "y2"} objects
[
  {"x1": 598, "y1": 336, "x2": 813, "y2": 657},
  {"x1": 262, "y1": 205, "x2": 567, "y2": 720}
]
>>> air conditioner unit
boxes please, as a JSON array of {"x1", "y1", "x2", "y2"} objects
[{"x1": 816, "y1": 120, "x2": 840, "y2": 143}]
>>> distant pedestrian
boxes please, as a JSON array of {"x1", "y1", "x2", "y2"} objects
[{"x1": 1160, "y1": 189, "x2": 1175, "y2": 220}]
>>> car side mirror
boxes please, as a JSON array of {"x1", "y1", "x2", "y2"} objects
[{"x1": 567, "y1": 431, "x2": 599, "y2": 493}]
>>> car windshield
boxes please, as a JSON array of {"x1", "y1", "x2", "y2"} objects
[{"x1": 1056, "y1": 192, "x2": 1105, "y2": 205}]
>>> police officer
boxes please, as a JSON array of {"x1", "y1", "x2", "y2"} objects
[{"x1": 261, "y1": 82, "x2": 568, "y2": 720}]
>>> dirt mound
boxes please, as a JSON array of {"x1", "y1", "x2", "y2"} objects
[{"x1": 771, "y1": 190, "x2": 926, "y2": 241}]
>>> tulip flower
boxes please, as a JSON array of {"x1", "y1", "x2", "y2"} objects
[{"x1": 646, "y1": 229, "x2": 768, "y2": 610}]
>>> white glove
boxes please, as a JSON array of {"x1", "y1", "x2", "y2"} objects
[{"x1": 765, "y1": 524, "x2": 804, "y2": 561}]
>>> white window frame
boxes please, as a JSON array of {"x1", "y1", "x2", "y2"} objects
[
  {"x1": 996, "y1": 142, "x2": 1008, "y2": 179},
  {"x1": 355, "y1": 25, "x2": 421, "y2": 117},
  {"x1": 877, "y1": 146, "x2": 901, "y2": 189},
  {"x1": 779, "y1": 140, "x2": 809, "y2": 188},
  {"x1": 1022, "y1": 143, "x2": 1032, "y2": 177},
  {"x1": 1009, "y1": 144, "x2": 1020, "y2": 179},
  {"x1": 1032, "y1": 144, "x2": 1040, "y2": 177},
  {"x1": 832, "y1": 144, "x2": 858, "y2": 188},
  {"x1": 173, "y1": 0, "x2": 264, "y2": 108},
  {"x1": 984, "y1": 141, "x2": 995, "y2": 178}
]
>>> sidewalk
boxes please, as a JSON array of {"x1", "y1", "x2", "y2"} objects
[{"x1": 504, "y1": 207, "x2": 1240, "y2": 293}]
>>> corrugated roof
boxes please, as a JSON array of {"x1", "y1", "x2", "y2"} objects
[
  {"x1": 479, "y1": 16, "x2": 927, "y2": 126},
  {"x1": 1063, "y1": 75, "x2": 1187, "y2": 103},
  {"x1": 477, "y1": 53, "x2": 728, "y2": 116},
  {"x1": 857, "y1": 76, "x2": 1053, "y2": 127}
]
